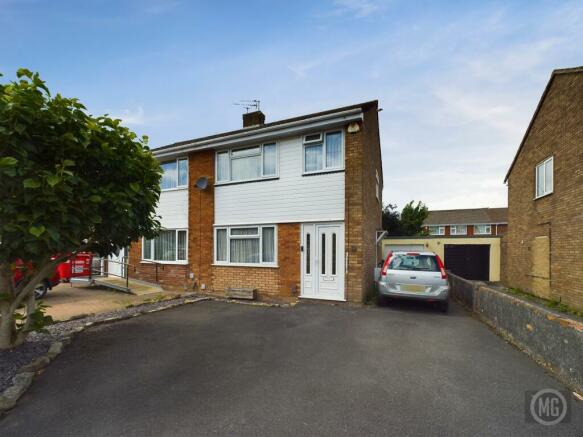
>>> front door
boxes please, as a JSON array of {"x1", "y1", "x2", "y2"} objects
[{"x1": 301, "y1": 223, "x2": 344, "y2": 301}]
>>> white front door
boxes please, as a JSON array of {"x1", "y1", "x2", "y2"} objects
[
  {"x1": 107, "y1": 248, "x2": 126, "y2": 278},
  {"x1": 301, "y1": 223, "x2": 344, "y2": 301}
]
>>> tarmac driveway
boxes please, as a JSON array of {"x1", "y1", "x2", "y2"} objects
[{"x1": 1, "y1": 300, "x2": 582, "y2": 436}]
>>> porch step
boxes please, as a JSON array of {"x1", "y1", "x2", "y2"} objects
[{"x1": 93, "y1": 276, "x2": 163, "y2": 296}]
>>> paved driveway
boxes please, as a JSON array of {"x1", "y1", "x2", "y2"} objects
[{"x1": 1, "y1": 300, "x2": 582, "y2": 436}]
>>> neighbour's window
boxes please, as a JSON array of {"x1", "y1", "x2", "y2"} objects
[
  {"x1": 450, "y1": 225, "x2": 467, "y2": 235},
  {"x1": 216, "y1": 143, "x2": 277, "y2": 183},
  {"x1": 388, "y1": 254, "x2": 439, "y2": 272},
  {"x1": 535, "y1": 156, "x2": 553, "y2": 198},
  {"x1": 474, "y1": 225, "x2": 491, "y2": 235},
  {"x1": 143, "y1": 230, "x2": 187, "y2": 262},
  {"x1": 214, "y1": 225, "x2": 277, "y2": 265},
  {"x1": 428, "y1": 226, "x2": 445, "y2": 236},
  {"x1": 160, "y1": 158, "x2": 188, "y2": 190},
  {"x1": 303, "y1": 131, "x2": 343, "y2": 173}
]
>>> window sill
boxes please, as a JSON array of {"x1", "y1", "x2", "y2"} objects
[
  {"x1": 212, "y1": 263, "x2": 279, "y2": 269},
  {"x1": 534, "y1": 191, "x2": 553, "y2": 200},
  {"x1": 141, "y1": 260, "x2": 188, "y2": 265},
  {"x1": 160, "y1": 186, "x2": 188, "y2": 193},
  {"x1": 215, "y1": 176, "x2": 279, "y2": 187},
  {"x1": 302, "y1": 168, "x2": 345, "y2": 177}
]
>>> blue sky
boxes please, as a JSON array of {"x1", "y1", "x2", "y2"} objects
[{"x1": 2, "y1": 0, "x2": 582, "y2": 210}]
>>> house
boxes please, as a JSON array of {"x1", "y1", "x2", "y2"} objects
[
  {"x1": 127, "y1": 101, "x2": 384, "y2": 303},
  {"x1": 502, "y1": 66, "x2": 583, "y2": 311},
  {"x1": 422, "y1": 208, "x2": 508, "y2": 237}
]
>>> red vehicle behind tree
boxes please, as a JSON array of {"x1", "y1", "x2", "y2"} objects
[{"x1": 13, "y1": 253, "x2": 93, "y2": 299}]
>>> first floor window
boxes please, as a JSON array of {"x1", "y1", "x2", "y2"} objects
[
  {"x1": 535, "y1": 156, "x2": 553, "y2": 198},
  {"x1": 474, "y1": 225, "x2": 491, "y2": 235},
  {"x1": 450, "y1": 225, "x2": 467, "y2": 235},
  {"x1": 143, "y1": 229, "x2": 187, "y2": 262},
  {"x1": 428, "y1": 226, "x2": 445, "y2": 236},
  {"x1": 160, "y1": 158, "x2": 188, "y2": 190},
  {"x1": 303, "y1": 131, "x2": 343, "y2": 173},
  {"x1": 216, "y1": 143, "x2": 277, "y2": 183},
  {"x1": 215, "y1": 225, "x2": 277, "y2": 265}
]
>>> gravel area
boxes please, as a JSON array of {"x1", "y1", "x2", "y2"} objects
[
  {"x1": 0, "y1": 341, "x2": 51, "y2": 393},
  {"x1": 0, "y1": 293, "x2": 205, "y2": 394}
]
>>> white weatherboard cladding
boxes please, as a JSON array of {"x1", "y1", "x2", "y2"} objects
[
  {"x1": 215, "y1": 136, "x2": 345, "y2": 225},
  {"x1": 157, "y1": 188, "x2": 188, "y2": 229}
]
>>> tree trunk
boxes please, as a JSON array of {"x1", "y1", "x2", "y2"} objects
[
  {"x1": 0, "y1": 264, "x2": 17, "y2": 349},
  {"x1": 0, "y1": 302, "x2": 16, "y2": 350}
]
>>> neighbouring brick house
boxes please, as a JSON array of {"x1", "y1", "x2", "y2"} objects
[
  {"x1": 422, "y1": 208, "x2": 508, "y2": 237},
  {"x1": 502, "y1": 66, "x2": 583, "y2": 311},
  {"x1": 128, "y1": 101, "x2": 383, "y2": 303}
]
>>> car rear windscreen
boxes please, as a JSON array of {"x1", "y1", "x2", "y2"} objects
[{"x1": 388, "y1": 254, "x2": 439, "y2": 272}]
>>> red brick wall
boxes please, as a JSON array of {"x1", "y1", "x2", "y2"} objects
[
  {"x1": 503, "y1": 72, "x2": 583, "y2": 311},
  {"x1": 211, "y1": 223, "x2": 300, "y2": 302},
  {"x1": 188, "y1": 149, "x2": 215, "y2": 291},
  {"x1": 127, "y1": 239, "x2": 190, "y2": 290},
  {"x1": 345, "y1": 102, "x2": 383, "y2": 303}
]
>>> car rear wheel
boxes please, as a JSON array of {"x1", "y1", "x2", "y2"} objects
[{"x1": 34, "y1": 282, "x2": 48, "y2": 299}]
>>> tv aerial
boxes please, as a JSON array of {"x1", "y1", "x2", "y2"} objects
[{"x1": 233, "y1": 99, "x2": 261, "y2": 113}]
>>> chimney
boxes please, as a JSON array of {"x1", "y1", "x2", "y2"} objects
[{"x1": 243, "y1": 110, "x2": 265, "y2": 128}]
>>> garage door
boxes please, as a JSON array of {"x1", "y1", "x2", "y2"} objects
[
  {"x1": 383, "y1": 244, "x2": 425, "y2": 258},
  {"x1": 444, "y1": 244, "x2": 490, "y2": 281}
]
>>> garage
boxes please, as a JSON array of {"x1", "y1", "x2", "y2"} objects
[
  {"x1": 382, "y1": 244, "x2": 425, "y2": 258},
  {"x1": 444, "y1": 244, "x2": 490, "y2": 281}
]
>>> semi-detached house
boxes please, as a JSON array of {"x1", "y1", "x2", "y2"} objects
[{"x1": 128, "y1": 101, "x2": 384, "y2": 303}]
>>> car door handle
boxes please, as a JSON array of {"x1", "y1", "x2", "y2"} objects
[{"x1": 410, "y1": 276, "x2": 416, "y2": 280}]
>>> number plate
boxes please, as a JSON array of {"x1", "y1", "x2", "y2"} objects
[{"x1": 401, "y1": 284, "x2": 426, "y2": 292}]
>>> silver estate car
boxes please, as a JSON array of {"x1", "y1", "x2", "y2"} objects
[{"x1": 376, "y1": 251, "x2": 450, "y2": 312}]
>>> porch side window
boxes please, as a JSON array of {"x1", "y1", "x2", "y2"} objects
[{"x1": 214, "y1": 225, "x2": 277, "y2": 265}]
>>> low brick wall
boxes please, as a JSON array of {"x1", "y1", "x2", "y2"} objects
[{"x1": 449, "y1": 273, "x2": 583, "y2": 394}]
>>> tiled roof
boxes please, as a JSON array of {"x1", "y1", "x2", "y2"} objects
[{"x1": 423, "y1": 208, "x2": 508, "y2": 226}]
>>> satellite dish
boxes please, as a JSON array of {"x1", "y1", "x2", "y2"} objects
[{"x1": 195, "y1": 176, "x2": 208, "y2": 190}]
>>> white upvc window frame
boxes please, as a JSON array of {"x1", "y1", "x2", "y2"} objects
[
  {"x1": 213, "y1": 224, "x2": 278, "y2": 267},
  {"x1": 450, "y1": 225, "x2": 467, "y2": 235},
  {"x1": 302, "y1": 129, "x2": 345, "y2": 175},
  {"x1": 428, "y1": 226, "x2": 445, "y2": 236},
  {"x1": 160, "y1": 157, "x2": 188, "y2": 191},
  {"x1": 535, "y1": 156, "x2": 554, "y2": 199},
  {"x1": 473, "y1": 224, "x2": 491, "y2": 235},
  {"x1": 215, "y1": 142, "x2": 278, "y2": 185},
  {"x1": 142, "y1": 229, "x2": 188, "y2": 264}
]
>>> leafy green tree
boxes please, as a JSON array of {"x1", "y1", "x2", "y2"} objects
[
  {"x1": 382, "y1": 203, "x2": 402, "y2": 236},
  {"x1": 400, "y1": 201, "x2": 429, "y2": 236},
  {"x1": 0, "y1": 69, "x2": 161, "y2": 349}
]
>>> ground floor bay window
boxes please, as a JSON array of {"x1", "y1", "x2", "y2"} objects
[
  {"x1": 143, "y1": 229, "x2": 188, "y2": 263},
  {"x1": 215, "y1": 225, "x2": 276, "y2": 266}
]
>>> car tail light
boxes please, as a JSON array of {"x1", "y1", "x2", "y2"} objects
[
  {"x1": 381, "y1": 253, "x2": 392, "y2": 277},
  {"x1": 436, "y1": 255, "x2": 447, "y2": 280}
]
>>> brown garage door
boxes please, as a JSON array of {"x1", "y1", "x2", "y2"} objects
[{"x1": 444, "y1": 244, "x2": 490, "y2": 281}]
